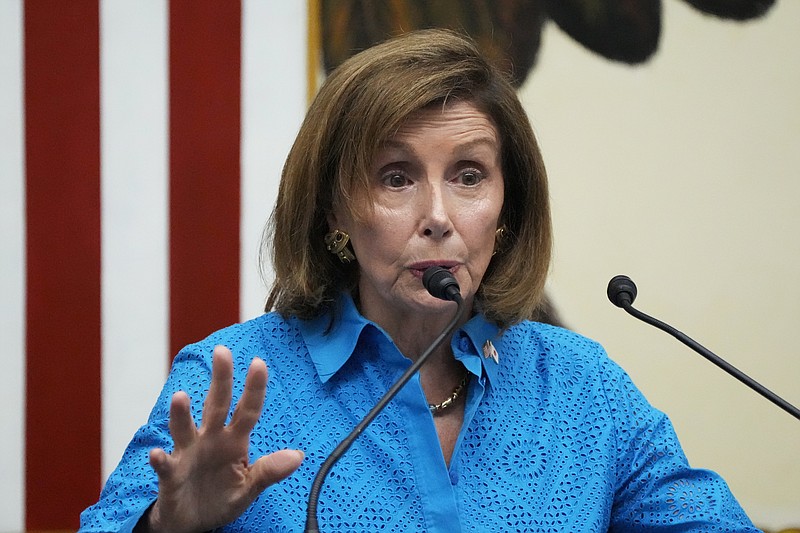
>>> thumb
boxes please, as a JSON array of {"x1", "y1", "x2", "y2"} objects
[{"x1": 250, "y1": 449, "x2": 305, "y2": 493}]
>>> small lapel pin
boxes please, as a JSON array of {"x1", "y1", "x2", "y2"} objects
[{"x1": 482, "y1": 339, "x2": 499, "y2": 364}]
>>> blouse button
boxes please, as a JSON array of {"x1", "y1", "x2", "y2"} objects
[
  {"x1": 449, "y1": 470, "x2": 459, "y2": 485},
  {"x1": 458, "y1": 335, "x2": 470, "y2": 352}
]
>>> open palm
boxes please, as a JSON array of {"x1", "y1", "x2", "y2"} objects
[{"x1": 139, "y1": 346, "x2": 304, "y2": 533}]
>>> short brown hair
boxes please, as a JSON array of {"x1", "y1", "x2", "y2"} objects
[{"x1": 264, "y1": 29, "x2": 551, "y2": 326}]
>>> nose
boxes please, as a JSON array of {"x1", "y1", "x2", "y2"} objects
[{"x1": 420, "y1": 182, "x2": 453, "y2": 239}]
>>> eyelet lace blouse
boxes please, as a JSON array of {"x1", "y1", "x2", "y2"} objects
[{"x1": 80, "y1": 294, "x2": 757, "y2": 532}]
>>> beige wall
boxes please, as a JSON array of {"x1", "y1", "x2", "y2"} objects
[{"x1": 519, "y1": 0, "x2": 800, "y2": 528}]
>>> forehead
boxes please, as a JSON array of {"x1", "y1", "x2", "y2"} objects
[{"x1": 381, "y1": 100, "x2": 500, "y2": 152}]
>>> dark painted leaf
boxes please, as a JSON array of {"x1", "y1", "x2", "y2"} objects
[
  {"x1": 681, "y1": 0, "x2": 776, "y2": 20},
  {"x1": 322, "y1": 0, "x2": 546, "y2": 86},
  {"x1": 320, "y1": 0, "x2": 777, "y2": 88},
  {"x1": 541, "y1": 0, "x2": 661, "y2": 63}
]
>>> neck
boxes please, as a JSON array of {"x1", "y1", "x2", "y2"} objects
[
  {"x1": 356, "y1": 298, "x2": 471, "y2": 404},
  {"x1": 389, "y1": 317, "x2": 466, "y2": 399},
  {"x1": 356, "y1": 292, "x2": 473, "y2": 360}
]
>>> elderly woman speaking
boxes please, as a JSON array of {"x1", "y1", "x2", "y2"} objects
[{"x1": 80, "y1": 29, "x2": 757, "y2": 532}]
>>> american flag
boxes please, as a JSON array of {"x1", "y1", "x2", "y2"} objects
[{"x1": 1, "y1": 2, "x2": 308, "y2": 530}]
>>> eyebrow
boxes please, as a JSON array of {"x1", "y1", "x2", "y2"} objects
[{"x1": 379, "y1": 135, "x2": 500, "y2": 156}]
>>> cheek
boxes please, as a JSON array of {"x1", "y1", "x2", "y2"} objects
[
  {"x1": 349, "y1": 208, "x2": 411, "y2": 260},
  {"x1": 464, "y1": 201, "x2": 503, "y2": 245},
  {"x1": 474, "y1": 228, "x2": 499, "y2": 264},
  {"x1": 465, "y1": 212, "x2": 504, "y2": 275}
]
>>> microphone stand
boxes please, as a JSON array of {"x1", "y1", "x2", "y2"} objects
[
  {"x1": 608, "y1": 275, "x2": 800, "y2": 421},
  {"x1": 304, "y1": 278, "x2": 466, "y2": 532}
]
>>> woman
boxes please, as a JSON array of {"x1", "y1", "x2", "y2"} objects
[{"x1": 80, "y1": 29, "x2": 756, "y2": 532}]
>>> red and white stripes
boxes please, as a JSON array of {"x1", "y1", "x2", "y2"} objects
[
  {"x1": 1, "y1": 0, "x2": 27, "y2": 529},
  {"x1": 2, "y1": 1, "x2": 307, "y2": 530}
]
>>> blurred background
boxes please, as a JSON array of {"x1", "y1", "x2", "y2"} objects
[{"x1": 1, "y1": 1, "x2": 797, "y2": 531}]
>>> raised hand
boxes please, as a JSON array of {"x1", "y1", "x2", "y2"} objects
[{"x1": 138, "y1": 345, "x2": 304, "y2": 533}]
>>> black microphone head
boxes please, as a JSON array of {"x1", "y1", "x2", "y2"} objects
[
  {"x1": 607, "y1": 275, "x2": 638, "y2": 308},
  {"x1": 422, "y1": 266, "x2": 461, "y2": 302}
]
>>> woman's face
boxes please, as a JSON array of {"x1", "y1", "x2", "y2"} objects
[{"x1": 330, "y1": 100, "x2": 505, "y2": 324}]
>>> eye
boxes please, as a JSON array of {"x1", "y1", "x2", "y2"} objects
[
  {"x1": 458, "y1": 169, "x2": 484, "y2": 186},
  {"x1": 382, "y1": 171, "x2": 410, "y2": 188}
]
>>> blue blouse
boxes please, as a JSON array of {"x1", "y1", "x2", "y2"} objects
[{"x1": 80, "y1": 294, "x2": 757, "y2": 532}]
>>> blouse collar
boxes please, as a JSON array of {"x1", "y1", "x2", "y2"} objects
[{"x1": 297, "y1": 293, "x2": 502, "y2": 385}]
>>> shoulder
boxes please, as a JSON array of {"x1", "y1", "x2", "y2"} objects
[
  {"x1": 494, "y1": 320, "x2": 638, "y2": 403},
  {"x1": 163, "y1": 312, "x2": 309, "y2": 399},
  {"x1": 500, "y1": 320, "x2": 608, "y2": 371},
  {"x1": 172, "y1": 311, "x2": 301, "y2": 367}
]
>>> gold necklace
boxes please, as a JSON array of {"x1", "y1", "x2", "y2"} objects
[{"x1": 428, "y1": 373, "x2": 469, "y2": 415}]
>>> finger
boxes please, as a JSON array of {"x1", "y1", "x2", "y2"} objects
[
  {"x1": 228, "y1": 357, "x2": 268, "y2": 436},
  {"x1": 149, "y1": 447, "x2": 172, "y2": 480},
  {"x1": 201, "y1": 345, "x2": 234, "y2": 430},
  {"x1": 249, "y1": 449, "x2": 305, "y2": 494},
  {"x1": 168, "y1": 391, "x2": 197, "y2": 449}
]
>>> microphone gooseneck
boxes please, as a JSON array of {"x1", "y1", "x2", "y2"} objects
[
  {"x1": 607, "y1": 275, "x2": 800, "y2": 421},
  {"x1": 305, "y1": 267, "x2": 466, "y2": 532}
]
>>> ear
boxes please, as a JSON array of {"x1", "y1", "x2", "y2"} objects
[
  {"x1": 327, "y1": 201, "x2": 353, "y2": 233},
  {"x1": 326, "y1": 211, "x2": 339, "y2": 232}
]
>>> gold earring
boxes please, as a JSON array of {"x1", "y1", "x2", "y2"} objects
[
  {"x1": 324, "y1": 229, "x2": 356, "y2": 264},
  {"x1": 493, "y1": 225, "x2": 507, "y2": 256}
]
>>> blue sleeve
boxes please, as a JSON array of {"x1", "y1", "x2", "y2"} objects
[
  {"x1": 598, "y1": 355, "x2": 760, "y2": 532},
  {"x1": 78, "y1": 345, "x2": 216, "y2": 533}
]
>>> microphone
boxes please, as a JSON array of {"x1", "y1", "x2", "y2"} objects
[
  {"x1": 305, "y1": 267, "x2": 466, "y2": 532},
  {"x1": 423, "y1": 266, "x2": 462, "y2": 302},
  {"x1": 607, "y1": 274, "x2": 800, "y2": 421},
  {"x1": 607, "y1": 274, "x2": 637, "y2": 308}
]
